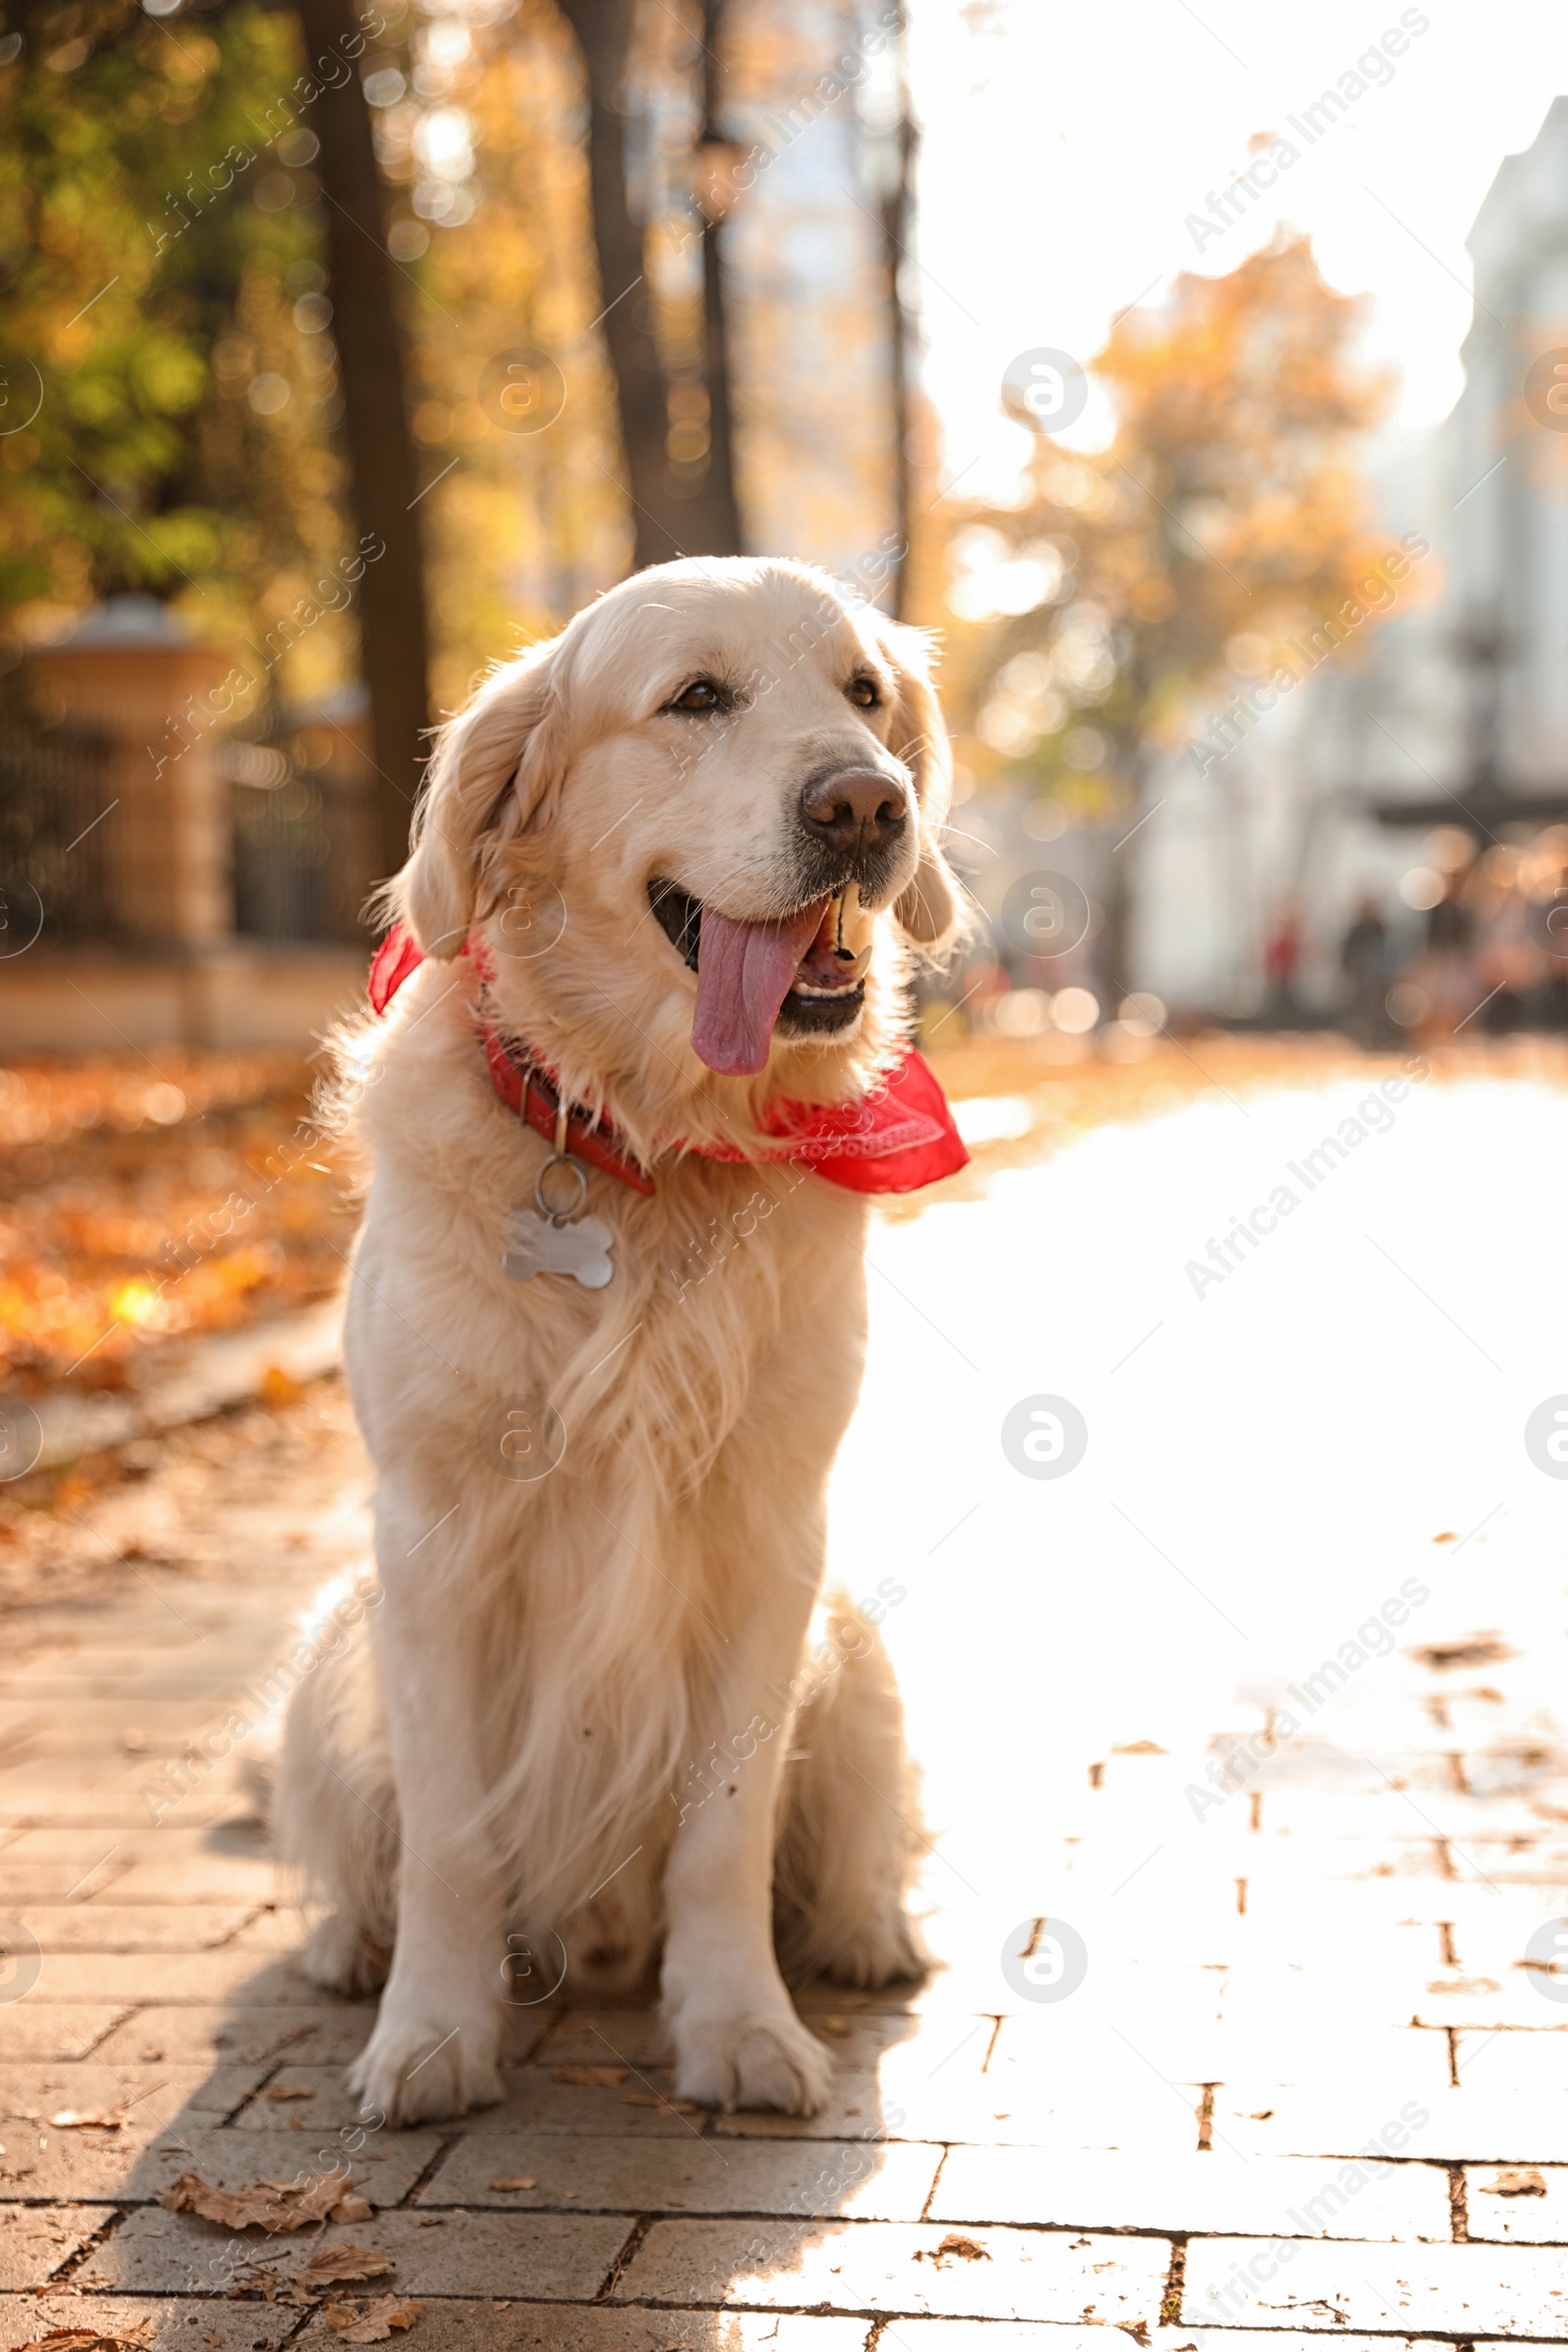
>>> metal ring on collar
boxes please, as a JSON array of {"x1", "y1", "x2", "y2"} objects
[{"x1": 536, "y1": 1153, "x2": 589, "y2": 1223}]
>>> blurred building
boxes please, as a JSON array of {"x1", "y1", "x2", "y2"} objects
[{"x1": 1135, "y1": 95, "x2": 1568, "y2": 1023}]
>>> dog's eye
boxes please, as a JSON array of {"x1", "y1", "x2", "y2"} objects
[
  {"x1": 847, "y1": 675, "x2": 882, "y2": 710},
  {"x1": 665, "y1": 678, "x2": 728, "y2": 714}
]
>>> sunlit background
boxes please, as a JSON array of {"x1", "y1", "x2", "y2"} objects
[{"x1": 4, "y1": 18, "x2": 1568, "y2": 2332}]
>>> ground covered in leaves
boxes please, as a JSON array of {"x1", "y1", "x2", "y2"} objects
[{"x1": 0, "y1": 1052, "x2": 357, "y2": 1400}]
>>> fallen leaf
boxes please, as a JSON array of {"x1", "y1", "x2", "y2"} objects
[
  {"x1": 300, "y1": 2243, "x2": 397, "y2": 2285},
  {"x1": 551, "y1": 2063, "x2": 626, "y2": 2086},
  {"x1": 265, "y1": 2083, "x2": 316, "y2": 2103},
  {"x1": 321, "y1": 2295, "x2": 424, "y2": 2341},
  {"x1": 158, "y1": 2167, "x2": 368, "y2": 2230},
  {"x1": 914, "y1": 2231, "x2": 990, "y2": 2269},
  {"x1": 620, "y1": 2090, "x2": 698, "y2": 2112},
  {"x1": 36, "y1": 2328, "x2": 156, "y2": 2352},
  {"x1": 45, "y1": 2110, "x2": 123, "y2": 2130},
  {"x1": 1412, "y1": 1636, "x2": 1512, "y2": 1671},
  {"x1": 488, "y1": 2176, "x2": 537, "y2": 2191},
  {"x1": 1485, "y1": 2165, "x2": 1548, "y2": 2196}
]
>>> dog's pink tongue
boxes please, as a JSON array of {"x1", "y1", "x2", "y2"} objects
[{"x1": 692, "y1": 900, "x2": 829, "y2": 1076}]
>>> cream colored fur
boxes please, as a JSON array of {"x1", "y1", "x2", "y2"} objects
[{"x1": 275, "y1": 558, "x2": 960, "y2": 2125}]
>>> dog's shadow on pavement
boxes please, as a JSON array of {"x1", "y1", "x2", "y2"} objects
[{"x1": 13, "y1": 1869, "x2": 942, "y2": 2338}]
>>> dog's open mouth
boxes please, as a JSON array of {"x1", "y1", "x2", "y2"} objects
[{"x1": 650, "y1": 878, "x2": 866, "y2": 1075}]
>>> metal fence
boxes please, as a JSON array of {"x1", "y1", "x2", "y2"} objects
[
  {"x1": 222, "y1": 736, "x2": 380, "y2": 946},
  {"x1": 0, "y1": 717, "x2": 378, "y2": 949},
  {"x1": 0, "y1": 720, "x2": 118, "y2": 944}
]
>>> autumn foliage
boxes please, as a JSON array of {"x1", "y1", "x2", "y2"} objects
[{"x1": 943, "y1": 235, "x2": 1403, "y2": 810}]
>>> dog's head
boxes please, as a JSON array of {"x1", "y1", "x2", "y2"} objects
[{"x1": 393, "y1": 558, "x2": 962, "y2": 1141}]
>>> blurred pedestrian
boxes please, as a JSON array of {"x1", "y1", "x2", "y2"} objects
[
  {"x1": 1339, "y1": 891, "x2": 1393, "y2": 1046},
  {"x1": 1263, "y1": 897, "x2": 1302, "y2": 1022},
  {"x1": 1418, "y1": 866, "x2": 1477, "y2": 1042},
  {"x1": 1471, "y1": 846, "x2": 1539, "y2": 1033}
]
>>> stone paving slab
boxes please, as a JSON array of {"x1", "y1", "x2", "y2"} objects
[
  {"x1": 929, "y1": 2145, "x2": 1452, "y2": 2239},
  {"x1": 0, "y1": 1755, "x2": 256, "y2": 1827},
  {"x1": 10, "y1": 1905, "x2": 262, "y2": 1953},
  {"x1": 0, "y1": 2297, "x2": 298, "y2": 2348},
  {"x1": 880, "y1": 2334, "x2": 1464, "y2": 2351},
  {"x1": 1182, "y1": 2233, "x2": 1568, "y2": 2333},
  {"x1": 90, "y1": 2005, "x2": 371, "y2": 2069},
  {"x1": 113, "y1": 2122, "x2": 441, "y2": 2202},
  {"x1": 614, "y1": 2220, "x2": 1171, "y2": 2324},
  {"x1": 383, "y1": 2073, "x2": 775, "y2": 2140},
  {"x1": 1214, "y1": 2082, "x2": 1568, "y2": 2165},
  {"x1": 78, "y1": 2203, "x2": 631, "y2": 2300},
  {"x1": 224, "y1": 1904, "x2": 330, "y2": 1954},
  {"x1": 1465, "y1": 2161, "x2": 1568, "y2": 2241},
  {"x1": 20, "y1": 1954, "x2": 334, "y2": 2007},
  {"x1": 294, "y1": 2310, "x2": 870, "y2": 2350},
  {"x1": 0, "y1": 2062, "x2": 265, "y2": 2140},
  {"x1": 0, "y1": 2202, "x2": 99, "y2": 2288},
  {"x1": 0, "y1": 1834, "x2": 275, "y2": 1907},
  {"x1": 1124, "y1": 2024, "x2": 1454, "y2": 2090},
  {"x1": 710, "y1": 2072, "x2": 1202, "y2": 2151},
  {"x1": 0, "y1": 2006, "x2": 126, "y2": 2061},
  {"x1": 1457, "y1": 2031, "x2": 1568, "y2": 2090},
  {"x1": 419, "y1": 2132, "x2": 942, "y2": 2218}
]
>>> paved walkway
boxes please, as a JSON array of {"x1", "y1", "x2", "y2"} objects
[{"x1": 3, "y1": 1063, "x2": 1568, "y2": 2346}]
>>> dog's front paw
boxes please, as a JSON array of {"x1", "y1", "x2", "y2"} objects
[
  {"x1": 825, "y1": 1902, "x2": 930, "y2": 1989},
  {"x1": 300, "y1": 1912, "x2": 389, "y2": 1999},
  {"x1": 347, "y1": 1997, "x2": 501, "y2": 2126},
  {"x1": 672, "y1": 2006, "x2": 833, "y2": 2115}
]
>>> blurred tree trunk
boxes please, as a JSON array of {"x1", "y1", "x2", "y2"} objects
[
  {"x1": 560, "y1": 0, "x2": 683, "y2": 568},
  {"x1": 560, "y1": 0, "x2": 743, "y2": 567},
  {"x1": 879, "y1": 14, "x2": 915, "y2": 617},
  {"x1": 1098, "y1": 734, "x2": 1147, "y2": 1009},
  {"x1": 294, "y1": 0, "x2": 430, "y2": 881},
  {"x1": 690, "y1": 0, "x2": 743, "y2": 556}
]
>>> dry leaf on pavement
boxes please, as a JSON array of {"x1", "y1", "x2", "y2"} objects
[
  {"x1": 157, "y1": 2168, "x2": 369, "y2": 2230},
  {"x1": 550, "y1": 2063, "x2": 626, "y2": 2086},
  {"x1": 914, "y1": 2232, "x2": 990, "y2": 2268},
  {"x1": 298, "y1": 2244, "x2": 396, "y2": 2286},
  {"x1": 320, "y1": 2296, "x2": 424, "y2": 2341},
  {"x1": 1485, "y1": 2165, "x2": 1548, "y2": 2196},
  {"x1": 35, "y1": 2326, "x2": 156, "y2": 2352},
  {"x1": 487, "y1": 2176, "x2": 537, "y2": 2190}
]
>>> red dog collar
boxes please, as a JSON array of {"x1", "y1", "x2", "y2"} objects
[{"x1": 368, "y1": 923, "x2": 968, "y2": 1199}]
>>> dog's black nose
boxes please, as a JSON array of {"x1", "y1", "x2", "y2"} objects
[{"x1": 799, "y1": 769, "x2": 908, "y2": 856}]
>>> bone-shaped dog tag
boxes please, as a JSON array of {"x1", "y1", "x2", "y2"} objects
[{"x1": 504, "y1": 1208, "x2": 615, "y2": 1290}]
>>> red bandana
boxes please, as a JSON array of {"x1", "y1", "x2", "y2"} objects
[{"x1": 368, "y1": 923, "x2": 968, "y2": 1198}]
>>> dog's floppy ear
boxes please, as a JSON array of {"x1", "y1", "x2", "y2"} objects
[
  {"x1": 872, "y1": 618, "x2": 962, "y2": 949},
  {"x1": 393, "y1": 635, "x2": 568, "y2": 956}
]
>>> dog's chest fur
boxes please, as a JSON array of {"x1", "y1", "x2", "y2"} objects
[{"x1": 344, "y1": 971, "x2": 871, "y2": 1501}]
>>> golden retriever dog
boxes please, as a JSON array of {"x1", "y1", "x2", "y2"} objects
[{"x1": 276, "y1": 556, "x2": 964, "y2": 2125}]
